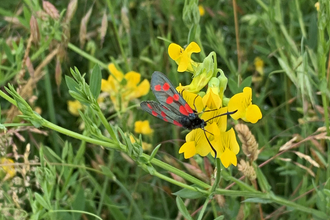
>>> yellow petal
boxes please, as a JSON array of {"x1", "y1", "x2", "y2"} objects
[
  {"x1": 177, "y1": 87, "x2": 203, "y2": 112},
  {"x1": 134, "y1": 120, "x2": 154, "y2": 135},
  {"x1": 101, "y1": 78, "x2": 112, "y2": 93},
  {"x1": 132, "y1": 79, "x2": 150, "y2": 98},
  {"x1": 202, "y1": 89, "x2": 221, "y2": 110},
  {"x1": 220, "y1": 148, "x2": 237, "y2": 168},
  {"x1": 179, "y1": 141, "x2": 196, "y2": 159},
  {"x1": 194, "y1": 128, "x2": 215, "y2": 156},
  {"x1": 227, "y1": 128, "x2": 240, "y2": 154},
  {"x1": 168, "y1": 43, "x2": 183, "y2": 60},
  {"x1": 246, "y1": 104, "x2": 262, "y2": 123},
  {"x1": 198, "y1": 5, "x2": 205, "y2": 16},
  {"x1": 228, "y1": 92, "x2": 245, "y2": 120},
  {"x1": 125, "y1": 71, "x2": 141, "y2": 88},
  {"x1": 185, "y1": 42, "x2": 201, "y2": 55},
  {"x1": 108, "y1": 63, "x2": 124, "y2": 81},
  {"x1": 142, "y1": 142, "x2": 152, "y2": 151},
  {"x1": 67, "y1": 100, "x2": 82, "y2": 116},
  {"x1": 129, "y1": 135, "x2": 136, "y2": 143},
  {"x1": 0, "y1": 158, "x2": 16, "y2": 179},
  {"x1": 201, "y1": 107, "x2": 227, "y2": 132},
  {"x1": 177, "y1": 52, "x2": 189, "y2": 72}
]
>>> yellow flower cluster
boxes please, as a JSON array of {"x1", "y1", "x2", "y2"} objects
[
  {"x1": 168, "y1": 42, "x2": 262, "y2": 168},
  {"x1": 0, "y1": 157, "x2": 16, "y2": 180},
  {"x1": 101, "y1": 63, "x2": 150, "y2": 112}
]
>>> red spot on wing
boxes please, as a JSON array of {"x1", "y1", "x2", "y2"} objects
[
  {"x1": 163, "y1": 83, "x2": 170, "y2": 91},
  {"x1": 185, "y1": 103, "x2": 193, "y2": 114},
  {"x1": 179, "y1": 105, "x2": 189, "y2": 116},
  {"x1": 173, "y1": 94, "x2": 179, "y2": 101},
  {"x1": 154, "y1": 85, "x2": 161, "y2": 91},
  {"x1": 163, "y1": 117, "x2": 168, "y2": 122},
  {"x1": 147, "y1": 103, "x2": 152, "y2": 109},
  {"x1": 161, "y1": 111, "x2": 166, "y2": 117},
  {"x1": 173, "y1": 120, "x2": 182, "y2": 127},
  {"x1": 166, "y1": 96, "x2": 173, "y2": 104},
  {"x1": 163, "y1": 106, "x2": 169, "y2": 110},
  {"x1": 152, "y1": 111, "x2": 158, "y2": 116}
]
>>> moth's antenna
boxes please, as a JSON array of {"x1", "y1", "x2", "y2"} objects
[
  {"x1": 202, "y1": 128, "x2": 217, "y2": 159},
  {"x1": 205, "y1": 110, "x2": 238, "y2": 123},
  {"x1": 193, "y1": 94, "x2": 199, "y2": 112}
]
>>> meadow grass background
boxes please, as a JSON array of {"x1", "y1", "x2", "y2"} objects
[{"x1": 0, "y1": 0, "x2": 329, "y2": 219}]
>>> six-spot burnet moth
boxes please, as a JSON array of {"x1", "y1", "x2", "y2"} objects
[{"x1": 140, "y1": 71, "x2": 236, "y2": 158}]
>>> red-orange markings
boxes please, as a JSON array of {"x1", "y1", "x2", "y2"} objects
[
  {"x1": 163, "y1": 83, "x2": 170, "y2": 91},
  {"x1": 173, "y1": 120, "x2": 182, "y2": 127},
  {"x1": 179, "y1": 105, "x2": 188, "y2": 116},
  {"x1": 154, "y1": 85, "x2": 161, "y2": 91},
  {"x1": 173, "y1": 94, "x2": 179, "y2": 101},
  {"x1": 185, "y1": 104, "x2": 193, "y2": 113},
  {"x1": 166, "y1": 96, "x2": 173, "y2": 104}
]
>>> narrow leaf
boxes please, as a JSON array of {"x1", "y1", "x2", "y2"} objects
[
  {"x1": 176, "y1": 196, "x2": 193, "y2": 220},
  {"x1": 65, "y1": 75, "x2": 79, "y2": 93},
  {"x1": 149, "y1": 144, "x2": 161, "y2": 162},
  {"x1": 90, "y1": 65, "x2": 102, "y2": 99},
  {"x1": 173, "y1": 188, "x2": 205, "y2": 199},
  {"x1": 2, "y1": 42, "x2": 14, "y2": 64},
  {"x1": 34, "y1": 193, "x2": 51, "y2": 210}
]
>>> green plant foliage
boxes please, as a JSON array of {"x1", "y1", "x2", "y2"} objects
[{"x1": 0, "y1": 0, "x2": 329, "y2": 219}]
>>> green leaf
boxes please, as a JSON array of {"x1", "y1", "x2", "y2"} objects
[
  {"x1": 176, "y1": 196, "x2": 193, "y2": 220},
  {"x1": 256, "y1": 166, "x2": 271, "y2": 192},
  {"x1": 149, "y1": 144, "x2": 161, "y2": 162},
  {"x1": 34, "y1": 193, "x2": 51, "y2": 210},
  {"x1": 72, "y1": 188, "x2": 85, "y2": 220},
  {"x1": 44, "y1": 146, "x2": 62, "y2": 162},
  {"x1": 227, "y1": 77, "x2": 238, "y2": 94},
  {"x1": 242, "y1": 198, "x2": 272, "y2": 204},
  {"x1": 173, "y1": 188, "x2": 205, "y2": 199},
  {"x1": 100, "y1": 165, "x2": 115, "y2": 180},
  {"x1": 65, "y1": 76, "x2": 79, "y2": 93},
  {"x1": 214, "y1": 216, "x2": 225, "y2": 220},
  {"x1": 90, "y1": 65, "x2": 102, "y2": 99},
  {"x1": 2, "y1": 41, "x2": 14, "y2": 64},
  {"x1": 62, "y1": 142, "x2": 69, "y2": 160},
  {"x1": 238, "y1": 76, "x2": 252, "y2": 91}
]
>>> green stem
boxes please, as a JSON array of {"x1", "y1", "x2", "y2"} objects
[
  {"x1": 197, "y1": 159, "x2": 221, "y2": 220},
  {"x1": 95, "y1": 107, "x2": 117, "y2": 142},
  {"x1": 105, "y1": 0, "x2": 130, "y2": 71},
  {"x1": 146, "y1": 155, "x2": 210, "y2": 189},
  {"x1": 42, "y1": 119, "x2": 119, "y2": 150},
  {"x1": 67, "y1": 43, "x2": 108, "y2": 69}
]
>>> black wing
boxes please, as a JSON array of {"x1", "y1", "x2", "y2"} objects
[
  {"x1": 140, "y1": 101, "x2": 184, "y2": 127},
  {"x1": 150, "y1": 71, "x2": 194, "y2": 117}
]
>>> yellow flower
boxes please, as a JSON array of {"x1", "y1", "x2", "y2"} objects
[
  {"x1": 0, "y1": 158, "x2": 16, "y2": 180},
  {"x1": 202, "y1": 78, "x2": 222, "y2": 109},
  {"x1": 168, "y1": 42, "x2": 201, "y2": 72},
  {"x1": 178, "y1": 91, "x2": 240, "y2": 167},
  {"x1": 101, "y1": 63, "x2": 150, "y2": 111},
  {"x1": 228, "y1": 87, "x2": 262, "y2": 123},
  {"x1": 198, "y1": 5, "x2": 205, "y2": 16},
  {"x1": 315, "y1": 2, "x2": 319, "y2": 11},
  {"x1": 129, "y1": 135, "x2": 152, "y2": 151},
  {"x1": 254, "y1": 57, "x2": 264, "y2": 76},
  {"x1": 134, "y1": 120, "x2": 154, "y2": 135},
  {"x1": 176, "y1": 85, "x2": 204, "y2": 112},
  {"x1": 67, "y1": 100, "x2": 83, "y2": 116},
  {"x1": 216, "y1": 128, "x2": 240, "y2": 167}
]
